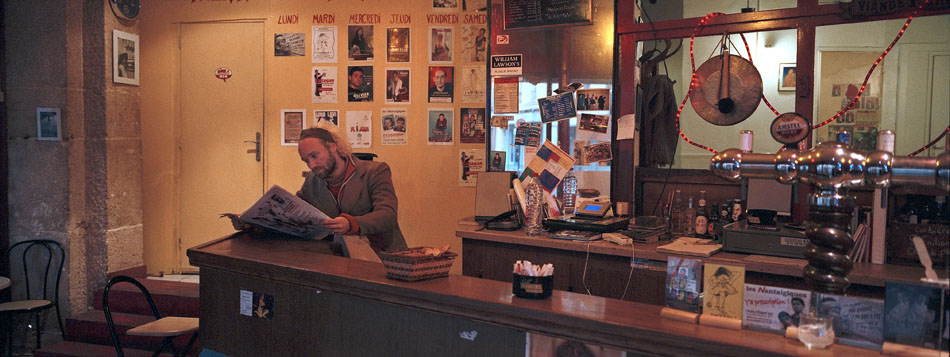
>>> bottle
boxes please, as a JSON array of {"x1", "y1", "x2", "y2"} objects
[
  {"x1": 524, "y1": 175, "x2": 544, "y2": 236},
  {"x1": 560, "y1": 169, "x2": 577, "y2": 214},
  {"x1": 720, "y1": 201, "x2": 732, "y2": 223},
  {"x1": 731, "y1": 198, "x2": 744, "y2": 222},
  {"x1": 684, "y1": 196, "x2": 697, "y2": 237},
  {"x1": 670, "y1": 190, "x2": 684, "y2": 235},
  {"x1": 707, "y1": 203, "x2": 720, "y2": 239},
  {"x1": 695, "y1": 191, "x2": 709, "y2": 237}
]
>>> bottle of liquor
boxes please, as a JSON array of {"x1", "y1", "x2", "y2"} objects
[
  {"x1": 524, "y1": 174, "x2": 544, "y2": 236},
  {"x1": 670, "y1": 190, "x2": 684, "y2": 235},
  {"x1": 695, "y1": 191, "x2": 709, "y2": 237},
  {"x1": 560, "y1": 169, "x2": 577, "y2": 214},
  {"x1": 707, "y1": 203, "x2": 720, "y2": 239},
  {"x1": 684, "y1": 196, "x2": 697, "y2": 237}
]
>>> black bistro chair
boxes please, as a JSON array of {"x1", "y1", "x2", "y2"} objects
[
  {"x1": 0, "y1": 239, "x2": 66, "y2": 356},
  {"x1": 103, "y1": 275, "x2": 199, "y2": 357}
]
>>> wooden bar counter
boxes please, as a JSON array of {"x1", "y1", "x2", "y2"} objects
[{"x1": 189, "y1": 232, "x2": 878, "y2": 356}]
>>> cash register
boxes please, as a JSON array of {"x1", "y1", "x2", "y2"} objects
[{"x1": 543, "y1": 200, "x2": 629, "y2": 233}]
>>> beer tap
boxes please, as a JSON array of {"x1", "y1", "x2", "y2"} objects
[{"x1": 710, "y1": 131, "x2": 949, "y2": 295}]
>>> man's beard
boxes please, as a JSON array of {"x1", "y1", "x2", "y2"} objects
[{"x1": 313, "y1": 155, "x2": 337, "y2": 180}]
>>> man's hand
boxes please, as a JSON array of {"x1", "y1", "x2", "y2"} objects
[{"x1": 320, "y1": 216, "x2": 351, "y2": 234}]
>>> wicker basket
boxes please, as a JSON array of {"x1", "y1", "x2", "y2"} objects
[{"x1": 378, "y1": 247, "x2": 458, "y2": 281}]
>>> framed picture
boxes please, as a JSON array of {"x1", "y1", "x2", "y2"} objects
[
  {"x1": 113, "y1": 30, "x2": 139, "y2": 85},
  {"x1": 779, "y1": 63, "x2": 796, "y2": 92},
  {"x1": 281, "y1": 109, "x2": 306, "y2": 146},
  {"x1": 37, "y1": 107, "x2": 62, "y2": 141}
]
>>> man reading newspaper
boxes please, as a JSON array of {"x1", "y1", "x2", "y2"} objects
[{"x1": 227, "y1": 122, "x2": 407, "y2": 255}]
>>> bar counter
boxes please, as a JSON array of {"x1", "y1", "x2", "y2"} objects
[{"x1": 188, "y1": 232, "x2": 877, "y2": 356}]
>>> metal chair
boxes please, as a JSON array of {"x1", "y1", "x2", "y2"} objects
[
  {"x1": 103, "y1": 275, "x2": 198, "y2": 357},
  {"x1": 0, "y1": 239, "x2": 66, "y2": 357}
]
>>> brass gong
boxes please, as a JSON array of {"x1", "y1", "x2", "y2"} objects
[{"x1": 690, "y1": 54, "x2": 763, "y2": 126}]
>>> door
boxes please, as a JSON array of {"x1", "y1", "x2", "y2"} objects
[{"x1": 179, "y1": 21, "x2": 264, "y2": 270}]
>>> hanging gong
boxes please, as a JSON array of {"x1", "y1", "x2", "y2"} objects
[{"x1": 690, "y1": 54, "x2": 763, "y2": 126}]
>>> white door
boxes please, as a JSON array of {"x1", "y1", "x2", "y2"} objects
[{"x1": 179, "y1": 21, "x2": 264, "y2": 271}]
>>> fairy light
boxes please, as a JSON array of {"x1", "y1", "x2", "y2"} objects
[{"x1": 675, "y1": 1, "x2": 938, "y2": 156}]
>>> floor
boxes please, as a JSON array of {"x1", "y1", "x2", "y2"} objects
[{"x1": 146, "y1": 274, "x2": 200, "y2": 284}]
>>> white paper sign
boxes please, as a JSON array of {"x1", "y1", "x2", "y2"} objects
[{"x1": 240, "y1": 290, "x2": 253, "y2": 316}]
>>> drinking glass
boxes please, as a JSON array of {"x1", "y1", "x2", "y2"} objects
[{"x1": 797, "y1": 313, "x2": 835, "y2": 349}]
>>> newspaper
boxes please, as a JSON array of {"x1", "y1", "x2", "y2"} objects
[{"x1": 222, "y1": 185, "x2": 331, "y2": 238}]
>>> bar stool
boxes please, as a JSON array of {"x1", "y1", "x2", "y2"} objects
[{"x1": 103, "y1": 275, "x2": 199, "y2": 357}]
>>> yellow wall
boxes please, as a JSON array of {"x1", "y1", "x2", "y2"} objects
[{"x1": 141, "y1": 0, "x2": 486, "y2": 274}]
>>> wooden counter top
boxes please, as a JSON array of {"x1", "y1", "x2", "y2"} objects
[
  {"x1": 456, "y1": 226, "x2": 946, "y2": 288},
  {"x1": 189, "y1": 232, "x2": 877, "y2": 356}
]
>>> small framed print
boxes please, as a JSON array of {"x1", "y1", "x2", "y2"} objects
[
  {"x1": 778, "y1": 63, "x2": 796, "y2": 92},
  {"x1": 113, "y1": 30, "x2": 139, "y2": 85},
  {"x1": 37, "y1": 107, "x2": 62, "y2": 141}
]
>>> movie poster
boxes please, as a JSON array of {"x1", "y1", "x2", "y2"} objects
[
  {"x1": 742, "y1": 284, "x2": 810, "y2": 333},
  {"x1": 386, "y1": 27, "x2": 410, "y2": 63},
  {"x1": 345, "y1": 110, "x2": 372, "y2": 148},
  {"x1": 428, "y1": 108, "x2": 453, "y2": 145},
  {"x1": 385, "y1": 68, "x2": 410, "y2": 104},
  {"x1": 428, "y1": 66, "x2": 454, "y2": 103},
  {"x1": 381, "y1": 108, "x2": 408, "y2": 145},
  {"x1": 311, "y1": 26, "x2": 337, "y2": 63},
  {"x1": 311, "y1": 66, "x2": 338, "y2": 103},
  {"x1": 347, "y1": 25, "x2": 374, "y2": 61},
  {"x1": 460, "y1": 65, "x2": 485, "y2": 103},
  {"x1": 459, "y1": 149, "x2": 484, "y2": 186},
  {"x1": 459, "y1": 107, "x2": 486, "y2": 144},
  {"x1": 314, "y1": 110, "x2": 339, "y2": 126}
]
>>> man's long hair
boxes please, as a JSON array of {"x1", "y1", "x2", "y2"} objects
[{"x1": 300, "y1": 121, "x2": 352, "y2": 158}]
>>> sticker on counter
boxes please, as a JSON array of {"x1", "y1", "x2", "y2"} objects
[
  {"x1": 780, "y1": 237, "x2": 808, "y2": 247},
  {"x1": 240, "y1": 289, "x2": 274, "y2": 320}
]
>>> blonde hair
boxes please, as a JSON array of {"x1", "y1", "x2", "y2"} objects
[{"x1": 302, "y1": 121, "x2": 352, "y2": 158}]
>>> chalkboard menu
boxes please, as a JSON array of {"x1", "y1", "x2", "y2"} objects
[{"x1": 504, "y1": 0, "x2": 592, "y2": 30}]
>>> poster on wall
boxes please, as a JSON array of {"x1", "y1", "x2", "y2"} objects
[
  {"x1": 113, "y1": 30, "x2": 139, "y2": 85},
  {"x1": 461, "y1": 65, "x2": 486, "y2": 103},
  {"x1": 347, "y1": 25, "x2": 374, "y2": 61},
  {"x1": 459, "y1": 149, "x2": 484, "y2": 186},
  {"x1": 461, "y1": 24, "x2": 488, "y2": 62},
  {"x1": 428, "y1": 108, "x2": 454, "y2": 145},
  {"x1": 311, "y1": 26, "x2": 338, "y2": 63},
  {"x1": 345, "y1": 110, "x2": 372, "y2": 148},
  {"x1": 312, "y1": 67, "x2": 338, "y2": 103},
  {"x1": 493, "y1": 77, "x2": 519, "y2": 113},
  {"x1": 274, "y1": 33, "x2": 305, "y2": 56},
  {"x1": 517, "y1": 141, "x2": 575, "y2": 193},
  {"x1": 428, "y1": 66, "x2": 454, "y2": 103},
  {"x1": 386, "y1": 27, "x2": 410, "y2": 63},
  {"x1": 432, "y1": 0, "x2": 460, "y2": 12},
  {"x1": 36, "y1": 107, "x2": 62, "y2": 141},
  {"x1": 385, "y1": 68, "x2": 410, "y2": 104},
  {"x1": 429, "y1": 27, "x2": 454, "y2": 64},
  {"x1": 281, "y1": 109, "x2": 306, "y2": 146},
  {"x1": 459, "y1": 107, "x2": 486, "y2": 144},
  {"x1": 314, "y1": 110, "x2": 339, "y2": 126},
  {"x1": 347, "y1": 66, "x2": 373, "y2": 102},
  {"x1": 381, "y1": 108, "x2": 408, "y2": 145},
  {"x1": 489, "y1": 151, "x2": 506, "y2": 171}
]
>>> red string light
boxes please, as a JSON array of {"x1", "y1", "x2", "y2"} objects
[
  {"x1": 673, "y1": 12, "x2": 724, "y2": 154},
  {"x1": 909, "y1": 125, "x2": 950, "y2": 157}
]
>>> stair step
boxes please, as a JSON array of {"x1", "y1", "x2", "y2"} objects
[
  {"x1": 94, "y1": 279, "x2": 199, "y2": 317},
  {"x1": 66, "y1": 310, "x2": 199, "y2": 354},
  {"x1": 35, "y1": 340, "x2": 174, "y2": 357}
]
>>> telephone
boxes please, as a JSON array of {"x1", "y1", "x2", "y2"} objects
[{"x1": 482, "y1": 209, "x2": 521, "y2": 231}]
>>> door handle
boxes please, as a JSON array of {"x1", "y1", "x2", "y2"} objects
[{"x1": 244, "y1": 132, "x2": 261, "y2": 162}]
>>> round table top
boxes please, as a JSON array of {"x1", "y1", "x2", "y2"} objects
[{"x1": 0, "y1": 276, "x2": 10, "y2": 290}]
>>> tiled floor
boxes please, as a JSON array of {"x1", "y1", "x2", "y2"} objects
[{"x1": 147, "y1": 274, "x2": 200, "y2": 284}]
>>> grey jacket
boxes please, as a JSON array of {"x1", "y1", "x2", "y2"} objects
[{"x1": 297, "y1": 155, "x2": 408, "y2": 252}]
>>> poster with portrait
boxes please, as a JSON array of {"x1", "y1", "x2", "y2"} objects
[
  {"x1": 345, "y1": 110, "x2": 372, "y2": 148},
  {"x1": 432, "y1": 0, "x2": 459, "y2": 12},
  {"x1": 817, "y1": 293, "x2": 884, "y2": 350},
  {"x1": 461, "y1": 24, "x2": 488, "y2": 62},
  {"x1": 427, "y1": 108, "x2": 454, "y2": 145},
  {"x1": 311, "y1": 26, "x2": 337, "y2": 63},
  {"x1": 281, "y1": 109, "x2": 306, "y2": 146},
  {"x1": 385, "y1": 68, "x2": 410, "y2": 104},
  {"x1": 311, "y1": 66, "x2": 338, "y2": 103},
  {"x1": 428, "y1": 66, "x2": 454, "y2": 103},
  {"x1": 742, "y1": 284, "x2": 811, "y2": 334},
  {"x1": 459, "y1": 149, "x2": 484, "y2": 186},
  {"x1": 883, "y1": 282, "x2": 943, "y2": 349},
  {"x1": 347, "y1": 25, "x2": 374, "y2": 61},
  {"x1": 346, "y1": 66, "x2": 373, "y2": 102},
  {"x1": 113, "y1": 30, "x2": 139, "y2": 85},
  {"x1": 274, "y1": 33, "x2": 305, "y2": 57},
  {"x1": 429, "y1": 27, "x2": 454, "y2": 64},
  {"x1": 313, "y1": 110, "x2": 339, "y2": 126},
  {"x1": 460, "y1": 65, "x2": 486, "y2": 103},
  {"x1": 459, "y1": 108, "x2": 486, "y2": 144},
  {"x1": 381, "y1": 108, "x2": 408, "y2": 145},
  {"x1": 489, "y1": 151, "x2": 506, "y2": 171},
  {"x1": 386, "y1": 27, "x2": 410, "y2": 63},
  {"x1": 575, "y1": 88, "x2": 610, "y2": 111},
  {"x1": 36, "y1": 108, "x2": 62, "y2": 141}
]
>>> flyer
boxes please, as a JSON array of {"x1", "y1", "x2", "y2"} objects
[
  {"x1": 385, "y1": 68, "x2": 410, "y2": 104},
  {"x1": 489, "y1": 151, "x2": 506, "y2": 171},
  {"x1": 428, "y1": 66, "x2": 454, "y2": 103},
  {"x1": 386, "y1": 27, "x2": 410, "y2": 63},
  {"x1": 313, "y1": 110, "x2": 339, "y2": 126},
  {"x1": 347, "y1": 66, "x2": 374, "y2": 102},
  {"x1": 312, "y1": 66, "x2": 338, "y2": 103},
  {"x1": 345, "y1": 110, "x2": 372, "y2": 148},
  {"x1": 817, "y1": 293, "x2": 884, "y2": 349},
  {"x1": 701, "y1": 263, "x2": 745, "y2": 320},
  {"x1": 461, "y1": 65, "x2": 486, "y2": 103},
  {"x1": 742, "y1": 284, "x2": 811, "y2": 334},
  {"x1": 665, "y1": 256, "x2": 703, "y2": 313},
  {"x1": 491, "y1": 115, "x2": 512, "y2": 128},
  {"x1": 347, "y1": 25, "x2": 374, "y2": 61},
  {"x1": 538, "y1": 92, "x2": 577, "y2": 123},
  {"x1": 428, "y1": 108, "x2": 454, "y2": 145},
  {"x1": 381, "y1": 108, "x2": 408, "y2": 146},
  {"x1": 460, "y1": 24, "x2": 487, "y2": 62},
  {"x1": 429, "y1": 27, "x2": 454, "y2": 64},
  {"x1": 274, "y1": 33, "x2": 305, "y2": 56},
  {"x1": 459, "y1": 107, "x2": 486, "y2": 144},
  {"x1": 459, "y1": 149, "x2": 484, "y2": 186},
  {"x1": 311, "y1": 26, "x2": 337, "y2": 63},
  {"x1": 281, "y1": 109, "x2": 305, "y2": 146},
  {"x1": 493, "y1": 77, "x2": 519, "y2": 113},
  {"x1": 518, "y1": 141, "x2": 575, "y2": 193}
]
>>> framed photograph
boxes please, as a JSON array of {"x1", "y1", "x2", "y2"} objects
[
  {"x1": 37, "y1": 107, "x2": 62, "y2": 141},
  {"x1": 113, "y1": 30, "x2": 139, "y2": 85},
  {"x1": 779, "y1": 63, "x2": 796, "y2": 92}
]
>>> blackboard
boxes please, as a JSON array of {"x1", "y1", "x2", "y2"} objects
[{"x1": 503, "y1": 0, "x2": 592, "y2": 30}]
